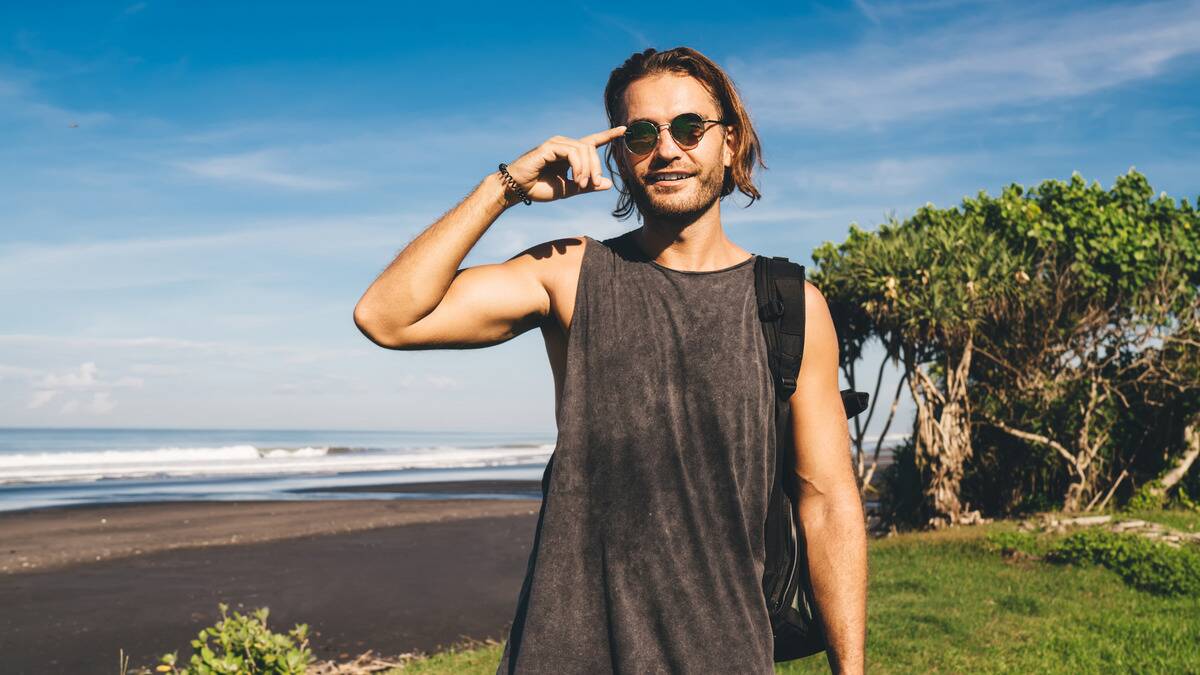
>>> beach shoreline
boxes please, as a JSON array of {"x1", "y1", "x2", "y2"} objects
[
  {"x1": 1, "y1": 479, "x2": 543, "y2": 574},
  {"x1": 0, "y1": 484, "x2": 544, "y2": 673}
]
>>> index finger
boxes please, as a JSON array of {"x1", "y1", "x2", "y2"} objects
[{"x1": 581, "y1": 125, "x2": 627, "y2": 147}]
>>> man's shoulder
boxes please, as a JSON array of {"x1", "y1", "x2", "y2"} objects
[{"x1": 508, "y1": 234, "x2": 591, "y2": 296}]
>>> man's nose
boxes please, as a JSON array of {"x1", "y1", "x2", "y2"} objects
[{"x1": 653, "y1": 127, "x2": 684, "y2": 161}]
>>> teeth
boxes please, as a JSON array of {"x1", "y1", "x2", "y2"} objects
[{"x1": 651, "y1": 174, "x2": 689, "y2": 182}]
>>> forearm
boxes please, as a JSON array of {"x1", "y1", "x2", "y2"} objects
[
  {"x1": 796, "y1": 493, "x2": 868, "y2": 675},
  {"x1": 354, "y1": 171, "x2": 517, "y2": 336}
]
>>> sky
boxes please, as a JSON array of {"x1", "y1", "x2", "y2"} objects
[{"x1": 1, "y1": 0, "x2": 1198, "y2": 434}]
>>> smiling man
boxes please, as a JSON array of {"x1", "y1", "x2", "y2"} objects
[{"x1": 353, "y1": 46, "x2": 867, "y2": 674}]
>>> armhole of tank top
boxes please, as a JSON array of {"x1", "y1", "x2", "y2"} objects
[{"x1": 565, "y1": 235, "x2": 594, "y2": 350}]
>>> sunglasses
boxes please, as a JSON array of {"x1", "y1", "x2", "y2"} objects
[{"x1": 622, "y1": 112, "x2": 728, "y2": 155}]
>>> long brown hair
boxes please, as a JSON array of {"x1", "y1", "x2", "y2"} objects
[{"x1": 603, "y1": 46, "x2": 767, "y2": 221}]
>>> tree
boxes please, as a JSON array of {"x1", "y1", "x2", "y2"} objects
[
  {"x1": 971, "y1": 170, "x2": 1200, "y2": 512},
  {"x1": 814, "y1": 169, "x2": 1200, "y2": 525}
]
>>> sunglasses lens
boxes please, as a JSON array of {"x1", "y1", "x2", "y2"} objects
[
  {"x1": 670, "y1": 113, "x2": 707, "y2": 148},
  {"x1": 625, "y1": 122, "x2": 659, "y2": 154}
]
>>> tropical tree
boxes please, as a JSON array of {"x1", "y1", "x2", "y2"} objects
[{"x1": 970, "y1": 171, "x2": 1200, "y2": 512}]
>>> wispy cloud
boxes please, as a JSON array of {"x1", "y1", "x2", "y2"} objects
[
  {"x1": 0, "y1": 334, "x2": 364, "y2": 363},
  {"x1": 0, "y1": 215, "x2": 425, "y2": 292},
  {"x1": 24, "y1": 361, "x2": 141, "y2": 413},
  {"x1": 0, "y1": 70, "x2": 113, "y2": 128},
  {"x1": 853, "y1": 0, "x2": 1002, "y2": 22},
  {"x1": 730, "y1": 0, "x2": 1200, "y2": 131},
  {"x1": 176, "y1": 150, "x2": 353, "y2": 190},
  {"x1": 787, "y1": 155, "x2": 966, "y2": 197}
]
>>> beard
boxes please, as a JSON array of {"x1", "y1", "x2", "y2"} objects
[{"x1": 625, "y1": 164, "x2": 725, "y2": 223}]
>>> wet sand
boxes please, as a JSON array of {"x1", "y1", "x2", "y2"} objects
[{"x1": 0, "y1": 483, "x2": 543, "y2": 674}]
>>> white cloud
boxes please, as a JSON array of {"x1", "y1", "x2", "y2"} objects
[
  {"x1": 129, "y1": 363, "x2": 187, "y2": 376},
  {"x1": 176, "y1": 150, "x2": 352, "y2": 191},
  {"x1": 730, "y1": 0, "x2": 1200, "y2": 130},
  {"x1": 27, "y1": 389, "x2": 57, "y2": 409},
  {"x1": 0, "y1": 215, "x2": 424, "y2": 292},
  {"x1": 424, "y1": 375, "x2": 458, "y2": 390},
  {"x1": 0, "y1": 363, "x2": 41, "y2": 380},
  {"x1": 88, "y1": 391, "x2": 117, "y2": 414},
  {"x1": 37, "y1": 361, "x2": 100, "y2": 389},
  {"x1": 19, "y1": 362, "x2": 140, "y2": 414},
  {"x1": 0, "y1": 333, "x2": 365, "y2": 363},
  {"x1": 788, "y1": 156, "x2": 965, "y2": 197}
]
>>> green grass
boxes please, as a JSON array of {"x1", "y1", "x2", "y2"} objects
[{"x1": 382, "y1": 510, "x2": 1200, "y2": 674}]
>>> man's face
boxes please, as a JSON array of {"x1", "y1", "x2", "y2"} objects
[{"x1": 617, "y1": 73, "x2": 735, "y2": 222}]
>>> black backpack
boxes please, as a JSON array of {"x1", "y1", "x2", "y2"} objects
[{"x1": 754, "y1": 254, "x2": 869, "y2": 663}]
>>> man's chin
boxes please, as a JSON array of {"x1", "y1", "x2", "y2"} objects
[{"x1": 633, "y1": 191, "x2": 715, "y2": 221}]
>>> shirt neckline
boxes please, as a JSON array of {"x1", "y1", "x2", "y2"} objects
[
  {"x1": 645, "y1": 254, "x2": 757, "y2": 275},
  {"x1": 616, "y1": 231, "x2": 757, "y2": 275}
]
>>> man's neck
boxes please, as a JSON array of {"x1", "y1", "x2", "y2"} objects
[{"x1": 634, "y1": 204, "x2": 751, "y2": 272}]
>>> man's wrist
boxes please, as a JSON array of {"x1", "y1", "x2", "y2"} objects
[{"x1": 486, "y1": 170, "x2": 519, "y2": 211}]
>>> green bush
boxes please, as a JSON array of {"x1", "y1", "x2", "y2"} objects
[
  {"x1": 1124, "y1": 479, "x2": 1167, "y2": 512},
  {"x1": 157, "y1": 603, "x2": 314, "y2": 674},
  {"x1": 983, "y1": 530, "x2": 1046, "y2": 557},
  {"x1": 1168, "y1": 483, "x2": 1200, "y2": 512},
  {"x1": 1044, "y1": 528, "x2": 1200, "y2": 597}
]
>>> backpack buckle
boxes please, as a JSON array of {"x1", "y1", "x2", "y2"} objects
[
  {"x1": 759, "y1": 298, "x2": 786, "y2": 322},
  {"x1": 777, "y1": 373, "x2": 797, "y2": 397}
]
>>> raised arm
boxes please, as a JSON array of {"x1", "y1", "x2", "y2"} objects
[
  {"x1": 353, "y1": 125, "x2": 625, "y2": 350},
  {"x1": 790, "y1": 281, "x2": 868, "y2": 675}
]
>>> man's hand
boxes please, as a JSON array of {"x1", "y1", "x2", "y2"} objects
[
  {"x1": 790, "y1": 281, "x2": 868, "y2": 675},
  {"x1": 502, "y1": 126, "x2": 626, "y2": 203}
]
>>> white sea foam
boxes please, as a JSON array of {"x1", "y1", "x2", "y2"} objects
[{"x1": 0, "y1": 443, "x2": 555, "y2": 485}]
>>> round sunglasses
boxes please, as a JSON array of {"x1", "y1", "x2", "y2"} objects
[{"x1": 622, "y1": 112, "x2": 728, "y2": 155}]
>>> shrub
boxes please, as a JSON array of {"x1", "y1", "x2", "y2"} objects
[
  {"x1": 1044, "y1": 528, "x2": 1200, "y2": 597},
  {"x1": 157, "y1": 602, "x2": 314, "y2": 674},
  {"x1": 983, "y1": 530, "x2": 1046, "y2": 558},
  {"x1": 1124, "y1": 479, "x2": 1167, "y2": 512}
]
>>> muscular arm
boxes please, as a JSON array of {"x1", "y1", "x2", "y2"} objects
[
  {"x1": 354, "y1": 127, "x2": 622, "y2": 351},
  {"x1": 790, "y1": 281, "x2": 868, "y2": 675},
  {"x1": 353, "y1": 172, "x2": 552, "y2": 350}
]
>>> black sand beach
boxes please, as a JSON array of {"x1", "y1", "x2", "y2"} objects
[{"x1": 0, "y1": 481, "x2": 543, "y2": 674}]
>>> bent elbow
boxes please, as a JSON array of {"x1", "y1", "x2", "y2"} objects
[{"x1": 353, "y1": 304, "x2": 406, "y2": 350}]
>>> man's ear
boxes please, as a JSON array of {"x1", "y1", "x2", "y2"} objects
[{"x1": 722, "y1": 125, "x2": 736, "y2": 169}]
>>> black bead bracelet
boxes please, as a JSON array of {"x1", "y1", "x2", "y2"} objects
[{"x1": 498, "y1": 163, "x2": 532, "y2": 206}]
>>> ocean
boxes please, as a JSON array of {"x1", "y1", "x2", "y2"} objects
[{"x1": 0, "y1": 427, "x2": 556, "y2": 513}]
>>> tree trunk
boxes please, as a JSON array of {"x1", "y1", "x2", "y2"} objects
[
  {"x1": 1148, "y1": 415, "x2": 1200, "y2": 497},
  {"x1": 906, "y1": 335, "x2": 983, "y2": 529}
]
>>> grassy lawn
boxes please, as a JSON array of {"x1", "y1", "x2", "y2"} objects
[{"x1": 384, "y1": 509, "x2": 1200, "y2": 674}]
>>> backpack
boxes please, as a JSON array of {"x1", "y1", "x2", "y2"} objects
[{"x1": 753, "y1": 254, "x2": 869, "y2": 663}]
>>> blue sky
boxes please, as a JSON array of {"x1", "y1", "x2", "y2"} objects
[{"x1": 2, "y1": 0, "x2": 1197, "y2": 433}]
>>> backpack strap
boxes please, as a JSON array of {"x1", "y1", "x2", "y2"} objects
[{"x1": 754, "y1": 256, "x2": 807, "y2": 401}]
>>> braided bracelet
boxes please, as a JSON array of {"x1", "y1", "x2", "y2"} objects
[{"x1": 498, "y1": 163, "x2": 532, "y2": 206}]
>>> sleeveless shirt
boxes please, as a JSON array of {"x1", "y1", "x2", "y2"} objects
[{"x1": 496, "y1": 230, "x2": 777, "y2": 674}]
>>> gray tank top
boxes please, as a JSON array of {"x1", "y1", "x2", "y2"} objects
[{"x1": 497, "y1": 229, "x2": 776, "y2": 674}]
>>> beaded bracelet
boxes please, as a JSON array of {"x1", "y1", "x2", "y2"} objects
[{"x1": 497, "y1": 163, "x2": 532, "y2": 206}]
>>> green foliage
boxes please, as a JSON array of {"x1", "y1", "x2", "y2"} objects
[
  {"x1": 1125, "y1": 480, "x2": 1168, "y2": 512},
  {"x1": 814, "y1": 169, "x2": 1200, "y2": 524},
  {"x1": 1175, "y1": 484, "x2": 1200, "y2": 512},
  {"x1": 983, "y1": 530, "x2": 1049, "y2": 558},
  {"x1": 158, "y1": 603, "x2": 314, "y2": 675},
  {"x1": 1044, "y1": 528, "x2": 1200, "y2": 597}
]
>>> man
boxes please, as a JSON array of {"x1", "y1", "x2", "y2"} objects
[{"x1": 354, "y1": 46, "x2": 867, "y2": 674}]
